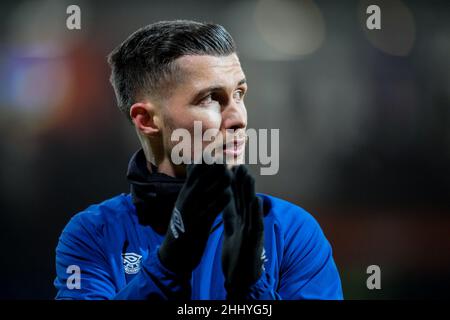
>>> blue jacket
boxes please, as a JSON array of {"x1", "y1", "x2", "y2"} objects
[{"x1": 54, "y1": 193, "x2": 343, "y2": 300}]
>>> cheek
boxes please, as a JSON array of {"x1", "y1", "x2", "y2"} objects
[
  {"x1": 242, "y1": 103, "x2": 248, "y2": 123},
  {"x1": 194, "y1": 109, "x2": 222, "y2": 131},
  {"x1": 178, "y1": 107, "x2": 222, "y2": 133},
  {"x1": 162, "y1": 106, "x2": 222, "y2": 149}
]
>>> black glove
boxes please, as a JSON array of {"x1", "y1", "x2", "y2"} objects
[
  {"x1": 158, "y1": 163, "x2": 232, "y2": 276},
  {"x1": 221, "y1": 165, "x2": 265, "y2": 299}
]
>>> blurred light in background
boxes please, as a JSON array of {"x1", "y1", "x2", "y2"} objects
[
  {"x1": 227, "y1": 0, "x2": 325, "y2": 61},
  {"x1": 1, "y1": 0, "x2": 81, "y2": 116},
  {"x1": 255, "y1": 0, "x2": 325, "y2": 58},
  {"x1": 6, "y1": 0, "x2": 81, "y2": 58},
  {"x1": 358, "y1": 0, "x2": 416, "y2": 56},
  {"x1": 5, "y1": 57, "x2": 70, "y2": 116}
]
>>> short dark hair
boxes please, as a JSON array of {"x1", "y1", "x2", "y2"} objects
[{"x1": 107, "y1": 20, "x2": 237, "y2": 121}]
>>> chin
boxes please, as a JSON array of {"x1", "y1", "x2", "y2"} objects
[{"x1": 225, "y1": 156, "x2": 245, "y2": 168}]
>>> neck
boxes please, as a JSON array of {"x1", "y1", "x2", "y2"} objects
[
  {"x1": 147, "y1": 156, "x2": 186, "y2": 178},
  {"x1": 141, "y1": 133, "x2": 187, "y2": 178}
]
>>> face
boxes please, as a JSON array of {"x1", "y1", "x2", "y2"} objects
[{"x1": 159, "y1": 53, "x2": 248, "y2": 167}]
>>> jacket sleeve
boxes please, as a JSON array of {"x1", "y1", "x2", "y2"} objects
[
  {"x1": 236, "y1": 207, "x2": 343, "y2": 300},
  {"x1": 239, "y1": 271, "x2": 282, "y2": 300},
  {"x1": 277, "y1": 209, "x2": 344, "y2": 300},
  {"x1": 54, "y1": 213, "x2": 191, "y2": 300}
]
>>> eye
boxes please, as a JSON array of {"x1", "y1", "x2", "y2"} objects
[
  {"x1": 233, "y1": 89, "x2": 245, "y2": 102},
  {"x1": 199, "y1": 94, "x2": 213, "y2": 105}
]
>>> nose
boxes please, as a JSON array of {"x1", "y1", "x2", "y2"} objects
[{"x1": 221, "y1": 100, "x2": 247, "y2": 131}]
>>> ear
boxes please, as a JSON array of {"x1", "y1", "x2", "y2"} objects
[{"x1": 130, "y1": 102, "x2": 162, "y2": 136}]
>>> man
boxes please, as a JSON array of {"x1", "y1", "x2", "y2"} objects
[{"x1": 54, "y1": 20, "x2": 343, "y2": 300}]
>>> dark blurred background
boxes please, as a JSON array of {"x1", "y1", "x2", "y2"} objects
[{"x1": 0, "y1": 0, "x2": 449, "y2": 299}]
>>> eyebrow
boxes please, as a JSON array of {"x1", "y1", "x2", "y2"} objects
[{"x1": 192, "y1": 78, "x2": 247, "y2": 102}]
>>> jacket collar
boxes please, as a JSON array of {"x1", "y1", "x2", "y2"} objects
[{"x1": 126, "y1": 149, "x2": 185, "y2": 235}]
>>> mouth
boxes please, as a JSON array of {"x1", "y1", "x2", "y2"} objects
[{"x1": 223, "y1": 138, "x2": 245, "y2": 157}]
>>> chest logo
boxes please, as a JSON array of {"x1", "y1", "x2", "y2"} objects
[{"x1": 122, "y1": 252, "x2": 142, "y2": 275}]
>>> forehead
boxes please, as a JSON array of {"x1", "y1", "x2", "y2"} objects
[{"x1": 175, "y1": 54, "x2": 245, "y2": 87}]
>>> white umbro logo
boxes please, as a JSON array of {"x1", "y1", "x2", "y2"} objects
[
  {"x1": 170, "y1": 207, "x2": 185, "y2": 239},
  {"x1": 122, "y1": 252, "x2": 142, "y2": 275},
  {"x1": 261, "y1": 247, "x2": 268, "y2": 271}
]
